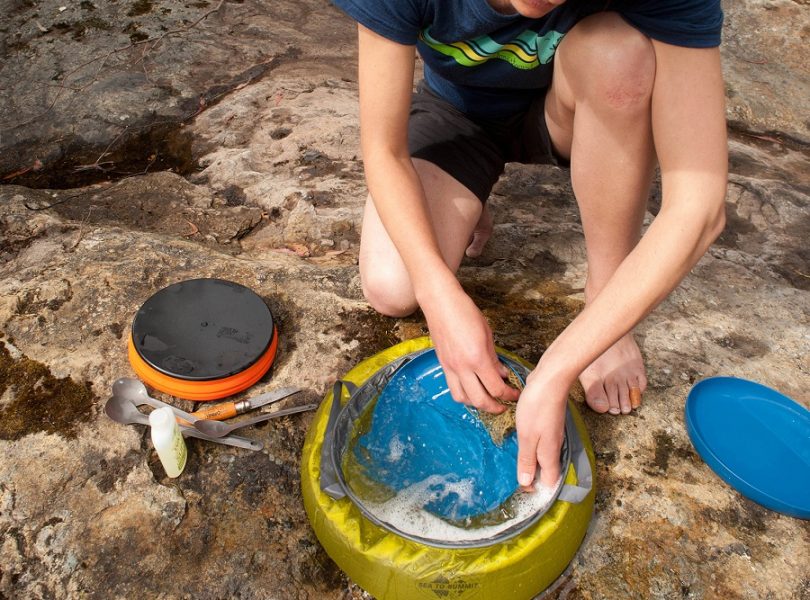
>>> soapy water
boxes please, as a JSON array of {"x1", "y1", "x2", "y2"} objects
[
  {"x1": 349, "y1": 373, "x2": 520, "y2": 521},
  {"x1": 387, "y1": 435, "x2": 411, "y2": 462},
  {"x1": 363, "y1": 473, "x2": 562, "y2": 543},
  {"x1": 344, "y1": 353, "x2": 565, "y2": 537}
]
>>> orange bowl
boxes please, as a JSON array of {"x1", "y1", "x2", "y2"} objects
[
  {"x1": 128, "y1": 278, "x2": 279, "y2": 401},
  {"x1": 128, "y1": 326, "x2": 278, "y2": 401}
]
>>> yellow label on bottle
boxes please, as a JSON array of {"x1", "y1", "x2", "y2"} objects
[{"x1": 171, "y1": 426, "x2": 188, "y2": 472}]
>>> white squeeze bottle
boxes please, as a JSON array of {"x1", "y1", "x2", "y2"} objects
[{"x1": 149, "y1": 406, "x2": 188, "y2": 478}]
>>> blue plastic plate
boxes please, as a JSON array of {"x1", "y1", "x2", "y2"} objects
[
  {"x1": 354, "y1": 349, "x2": 523, "y2": 521},
  {"x1": 685, "y1": 377, "x2": 810, "y2": 519}
]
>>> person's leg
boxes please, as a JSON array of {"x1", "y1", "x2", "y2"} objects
[
  {"x1": 544, "y1": 12, "x2": 657, "y2": 415},
  {"x1": 359, "y1": 158, "x2": 484, "y2": 317},
  {"x1": 360, "y1": 83, "x2": 507, "y2": 317}
]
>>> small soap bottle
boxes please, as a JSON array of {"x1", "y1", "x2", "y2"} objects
[{"x1": 149, "y1": 406, "x2": 188, "y2": 478}]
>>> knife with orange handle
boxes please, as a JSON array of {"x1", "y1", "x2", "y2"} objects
[{"x1": 176, "y1": 386, "x2": 302, "y2": 426}]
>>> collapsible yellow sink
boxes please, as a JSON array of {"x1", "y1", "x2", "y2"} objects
[{"x1": 301, "y1": 337, "x2": 595, "y2": 599}]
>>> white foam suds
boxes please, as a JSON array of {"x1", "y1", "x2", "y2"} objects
[
  {"x1": 365, "y1": 474, "x2": 562, "y2": 543},
  {"x1": 387, "y1": 436, "x2": 411, "y2": 462}
]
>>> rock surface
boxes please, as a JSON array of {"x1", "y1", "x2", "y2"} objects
[{"x1": 1, "y1": 1, "x2": 808, "y2": 599}]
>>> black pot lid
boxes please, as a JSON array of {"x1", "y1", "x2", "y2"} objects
[{"x1": 132, "y1": 278, "x2": 275, "y2": 381}]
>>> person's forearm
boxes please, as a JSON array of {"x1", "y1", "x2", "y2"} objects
[
  {"x1": 533, "y1": 184, "x2": 726, "y2": 389},
  {"x1": 356, "y1": 23, "x2": 460, "y2": 303}
]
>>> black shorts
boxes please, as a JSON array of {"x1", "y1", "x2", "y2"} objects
[{"x1": 408, "y1": 82, "x2": 568, "y2": 203}]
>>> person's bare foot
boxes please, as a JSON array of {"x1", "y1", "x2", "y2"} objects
[
  {"x1": 465, "y1": 205, "x2": 493, "y2": 258},
  {"x1": 578, "y1": 333, "x2": 647, "y2": 415}
]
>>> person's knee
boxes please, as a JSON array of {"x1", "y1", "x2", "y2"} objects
[
  {"x1": 563, "y1": 12, "x2": 656, "y2": 114},
  {"x1": 360, "y1": 267, "x2": 419, "y2": 318}
]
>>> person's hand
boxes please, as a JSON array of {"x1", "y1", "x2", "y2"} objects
[
  {"x1": 421, "y1": 286, "x2": 519, "y2": 413},
  {"x1": 515, "y1": 368, "x2": 569, "y2": 489}
]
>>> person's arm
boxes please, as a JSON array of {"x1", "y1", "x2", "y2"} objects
[
  {"x1": 516, "y1": 42, "x2": 728, "y2": 488},
  {"x1": 357, "y1": 24, "x2": 518, "y2": 410}
]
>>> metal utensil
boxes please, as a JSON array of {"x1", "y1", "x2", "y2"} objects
[
  {"x1": 188, "y1": 386, "x2": 302, "y2": 421},
  {"x1": 112, "y1": 378, "x2": 201, "y2": 423},
  {"x1": 193, "y1": 403, "x2": 319, "y2": 438},
  {"x1": 104, "y1": 394, "x2": 263, "y2": 451}
]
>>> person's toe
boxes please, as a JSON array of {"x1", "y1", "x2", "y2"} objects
[
  {"x1": 618, "y1": 383, "x2": 632, "y2": 414},
  {"x1": 583, "y1": 379, "x2": 610, "y2": 414},
  {"x1": 631, "y1": 373, "x2": 646, "y2": 409},
  {"x1": 592, "y1": 396, "x2": 611, "y2": 413},
  {"x1": 606, "y1": 382, "x2": 621, "y2": 415},
  {"x1": 630, "y1": 386, "x2": 642, "y2": 409}
]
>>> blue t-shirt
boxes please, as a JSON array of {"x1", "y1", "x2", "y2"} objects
[{"x1": 333, "y1": 0, "x2": 723, "y2": 118}]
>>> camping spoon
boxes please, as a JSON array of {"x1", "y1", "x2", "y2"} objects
[
  {"x1": 104, "y1": 395, "x2": 263, "y2": 451},
  {"x1": 193, "y1": 403, "x2": 319, "y2": 438},
  {"x1": 112, "y1": 378, "x2": 203, "y2": 423}
]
